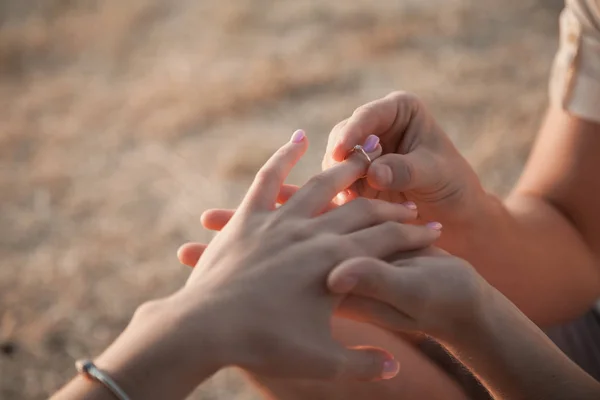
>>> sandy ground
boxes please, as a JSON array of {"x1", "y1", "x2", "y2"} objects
[{"x1": 0, "y1": 0, "x2": 564, "y2": 398}]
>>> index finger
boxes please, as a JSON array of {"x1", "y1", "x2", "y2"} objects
[
  {"x1": 282, "y1": 141, "x2": 382, "y2": 216},
  {"x1": 329, "y1": 95, "x2": 400, "y2": 163}
]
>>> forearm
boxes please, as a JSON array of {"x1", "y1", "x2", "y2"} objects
[
  {"x1": 441, "y1": 107, "x2": 600, "y2": 326},
  {"x1": 443, "y1": 288, "x2": 600, "y2": 400},
  {"x1": 437, "y1": 186, "x2": 599, "y2": 326},
  {"x1": 52, "y1": 297, "x2": 225, "y2": 400}
]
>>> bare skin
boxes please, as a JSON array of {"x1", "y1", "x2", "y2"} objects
[
  {"x1": 181, "y1": 100, "x2": 600, "y2": 399},
  {"x1": 51, "y1": 131, "x2": 600, "y2": 399},
  {"x1": 53, "y1": 132, "x2": 448, "y2": 399},
  {"x1": 326, "y1": 251, "x2": 600, "y2": 400},
  {"x1": 193, "y1": 98, "x2": 600, "y2": 326}
]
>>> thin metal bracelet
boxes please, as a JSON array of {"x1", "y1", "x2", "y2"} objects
[{"x1": 76, "y1": 359, "x2": 131, "y2": 400}]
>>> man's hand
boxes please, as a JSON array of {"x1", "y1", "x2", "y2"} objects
[
  {"x1": 327, "y1": 248, "x2": 487, "y2": 344},
  {"x1": 324, "y1": 91, "x2": 485, "y2": 225},
  {"x1": 327, "y1": 249, "x2": 600, "y2": 400}
]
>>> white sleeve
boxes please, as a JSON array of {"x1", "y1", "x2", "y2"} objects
[{"x1": 549, "y1": 0, "x2": 600, "y2": 123}]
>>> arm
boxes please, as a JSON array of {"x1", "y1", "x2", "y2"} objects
[
  {"x1": 328, "y1": 254, "x2": 600, "y2": 400},
  {"x1": 320, "y1": 0, "x2": 600, "y2": 326},
  {"x1": 445, "y1": 108, "x2": 600, "y2": 326},
  {"x1": 51, "y1": 299, "x2": 226, "y2": 400},
  {"x1": 449, "y1": 285, "x2": 600, "y2": 400},
  {"x1": 195, "y1": 112, "x2": 600, "y2": 326},
  {"x1": 445, "y1": 0, "x2": 600, "y2": 325},
  {"x1": 52, "y1": 133, "x2": 437, "y2": 399}
]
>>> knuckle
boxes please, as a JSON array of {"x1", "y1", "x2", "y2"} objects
[
  {"x1": 387, "y1": 90, "x2": 421, "y2": 106},
  {"x1": 357, "y1": 265, "x2": 387, "y2": 294},
  {"x1": 353, "y1": 103, "x2": 373, "y2": 116},
  {"x1": 352, "y1": 102, "x2": 379, "y2": 123},
  {"x1": 319, "y1": 235, "x2": 359, "y2": 260},
  {"x1": 267, "y1": 216, "x2": 311, "y2": 242},
  {"x1": 331, "y1": 118, "x2": 349, "y2": 134},
  {"x1": 287, "y1": 223, "x2": 312, "y2": 242}
]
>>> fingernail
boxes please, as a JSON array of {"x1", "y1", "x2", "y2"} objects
[
  {"x1": 372, "y1": 164, "x2": 392, "y2": 187},
  {"x1": 426, "y1": 221, "x2": 443, "y2": 231},
  {"x1": 334, "y1": 276, "x2": 357, "y2": 293},
  {"x1": 362, "y1": 135, "x2": 380, "y2": 153},
  {"x1": 402, "y1": 201, "x2": 417, "y2": 210},
  {"x1": 290, "y1": 129, "x2": 306, "y2": 144},
  {"x1": 381, "y1": 359, "x2": 400, "y2": 380}
]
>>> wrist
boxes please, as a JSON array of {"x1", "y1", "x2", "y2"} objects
[
  {"x1": 432, "y1": 275, "x2": 494, "y2": 348},
  {"x1": 438, "y1": 284, "x2": 505, "y2": 355},
  {"x1": 435, "y1": 186, "x2": 502, "y2": 257},
  {"x1": 92, "y1": 294, "x2": 229, "y2": 399}
]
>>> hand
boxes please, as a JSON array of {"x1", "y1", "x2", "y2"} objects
[
  {"x1": 327, "y1": 248, "x2": 489, "y2": 344},
  {"x1": 175, "y1": 134, "x2": 406, "y2": 264},
  {"x1": 169, "y1": 130, "x2": 442, "y2": 382},
  {"x1": 324, "y1": 91, "x2": 485, "y2": 225}
]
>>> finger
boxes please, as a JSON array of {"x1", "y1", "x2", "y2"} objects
[
  {"x1": 201, "y1": 209, "x2": 235, "y2": 231},
  {"x1": 277, "y1": 184, "x2": 338, "y2": 212},
  {"x1": 277, "y1": 184, "x2": 300, "y2": 204},
  {"x1": 386, "y1": 246, "x2": 448, "y2": 262},
  {"x1": 328, "y1": 258, "x2": 428, "y2": 316},
  {"x1": 323, "y1": 118, "x2": 349, "y2": 170},
  {"x1": 336, "y1": 296, "x2": 416, "y2": 332},
  {"x1": 347, "y1": 222, "x2": 441, "y2": 259},
  {"x1": 200, "y1": 185, "x2": 299, "y2": 231},
  {"x1": 366, "y1": 151, "x2": 431, "y2": 192},
  {"x1": 326, "y1": 344, "x2": 399, "y2": 381},
  {"x1": 282, "y1": 135, "x2": 382, "y2": 216},
  {"x1": 314, "y1": 198, "x2": 417, "y2": 234},
  {"x1": 176, "y1": 242, "x2": 208, "y2": 267},
  {"x1": 242, "y1": 129, "x2": 309, "y2": 211},
  {"x1": 200, "y1": 185, "x2": 338, "y2": 232},
  {"x1": 330, "y1": 93, "x2": 419, "y2": 162}
]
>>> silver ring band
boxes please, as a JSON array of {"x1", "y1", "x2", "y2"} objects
[{"x1": 352, "y1": 144, "x2": 372, "y2": 164}]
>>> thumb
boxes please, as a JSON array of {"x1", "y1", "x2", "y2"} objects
[
  {"x1": 331, "y1": 345, "x2": 399, "y2": 381},
  {"x1": 366, "y1": 151, "x2": 431, "y2": 192}
]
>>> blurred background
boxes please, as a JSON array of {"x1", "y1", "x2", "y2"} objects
[{"x1": 0, "y1": 0, "x2": 563, "y2": 398}]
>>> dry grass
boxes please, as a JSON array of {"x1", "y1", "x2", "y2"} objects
[{"x1": 0, "y1": 0, "x2": 563, "y2": 398}]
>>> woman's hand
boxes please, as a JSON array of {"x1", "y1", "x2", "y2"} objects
[
  {"x1": 169, "y1": 130, "x2": 441, "y2": 383},
  {"x1": 327, "y1": 248, "x2": 488, "y2": 344},
  {"x1": 180, "y1": 92, "x2": 487, "y2": 262},
  {"x1": 50, "y1": 131, "x2": 440, "y2": 400},
  {"x1": 175, "y1": 134, "x2": 404, "y2": 264},
  {"x1": 323, "y1": 91, "x2": 485, "y2": 226}
]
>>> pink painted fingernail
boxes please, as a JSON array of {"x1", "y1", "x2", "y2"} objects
[
  {"x1": 426, "y1": 221, "x2": 443, "y2": 231},
  {"x1": 290, "y1": 129, "x2": 306, "y2": 144},
  {"x1": 402, "y1": 201, "x2": 417, "y2": 210},
  {"x1": 381, "y1": 359, "x2": 400, "y2": 380},
  {"x1": 362, "y1": 135, "x2": 380, "y2": 153}
]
